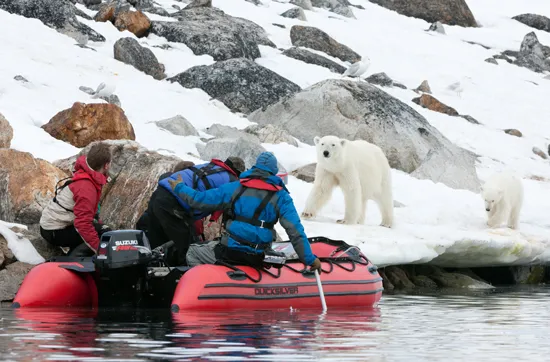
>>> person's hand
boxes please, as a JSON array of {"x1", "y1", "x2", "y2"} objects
[
  {"x1": 309, "y1": 258, "x2": 321, "y2": 273},
  {"x1": 168, "y1": 174, "x2": 183, "y2": 191}
]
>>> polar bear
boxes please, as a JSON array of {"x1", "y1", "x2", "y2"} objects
[
  {"x1": 301, "y1": 135, "x2": 394, "y2": 227},
  {"x1": 481, "y1": 171, "x2": 524, "y2": 230}
]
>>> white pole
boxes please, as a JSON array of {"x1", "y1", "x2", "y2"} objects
[{"x1": 314, "y1": 269, "x2": 327, "y2": 312}]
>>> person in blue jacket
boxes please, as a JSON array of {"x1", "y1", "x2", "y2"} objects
[
  {"x1": 166, "y1": 152, "x2": 321, "y2": 271},
  {"x1": 146, "y1": 157, "x2": 246, "y2": 265}
]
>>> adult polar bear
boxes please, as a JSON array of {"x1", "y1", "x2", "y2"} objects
[
  {"x1": 301, "y1": 135, "x2": 394, "y2": 227},
  {"x1": 481, "y1": 171, "x2": 523, "y2": 230}
]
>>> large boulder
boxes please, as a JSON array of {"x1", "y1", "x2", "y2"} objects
[
  {"x1": 154, "y1": 115, "x2": 199, "y2": 137},
  {"x1": 113, "y1": 10, "x2": 151, "y2": 38},
  {"x1": 169, "y1": 58, "x2": 301, "y2": 114},
  {"x1": 0, "y1": 150, "x2": 68, "y2": 225},
  {"x1": 114, "y1": 37, "x2": 166, "y2": 80},
  {"x1": 248, "y1": 79, "x2": 480, "y2": 192},
  {"x1": 245, "y1": 124, "x2": 299, "y2": 147},
  {"x1": 311, "y1": 0, "x2": 355, "y2": 18},
  {"x1": 290, "y1": 25, "x2": 361, "y2": 63},
  {"x1": 41, "y1": 102, "x2": 136, "y2": 148},
  {"x1": 205, "y1": 124, "x2": 260, "y2": 144},
  {"x1": 513, "y1": 32, "x2": 550, "y2": 73},
  {"x1": 197, "y1": 138, "x2": 287, "y2": 175},
  {"x1": 282, "y1": 47, "x2": 346, "y2": 74},
  {"x1": 367, "y1": 0, "x2": 477, "y2": 27},
  {"x1": 151, "y1": 8, "x2": 275, "y2": 61},
  {"x1": 0, "y1": 113, "x2": 13, "y2": 148},
  {"x1": 0, "y1": 0, "x2": 105, "y2": 42},
  {"x1": 0, "y1": 262, "x2": 34, "y2": 302},
  {"x1": 53, "y1": 140, "x2": 186, "y2": 230},
  {"x1": 512, "y1": 14, "x2": 550, "y2": 33}
]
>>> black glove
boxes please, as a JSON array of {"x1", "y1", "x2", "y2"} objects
[{"x1": 309, "y1": 258, "x2": 321, "y2": 273}]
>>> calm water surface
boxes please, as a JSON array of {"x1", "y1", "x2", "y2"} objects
[{"x1": 1, "y1": 286, "x2": 550, "y2": 361}]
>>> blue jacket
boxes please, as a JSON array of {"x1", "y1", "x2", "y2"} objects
[
  {"x1": 158, "y1": 160, "x2": 238, "y2": 220},
  {"x1": 172, "y1": 168, "x2": 317, "y2": 266}
]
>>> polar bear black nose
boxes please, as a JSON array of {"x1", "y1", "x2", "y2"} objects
[
  {"x1": 323, "y1": 151, "x2": 329, "y2": 157},
  {"x1": 485, "y1": 208, "x2": 490, "y2": 212}
]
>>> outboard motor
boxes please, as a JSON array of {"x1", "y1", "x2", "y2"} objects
[{"x1": 94, "y1": 230, "x2": 153, "y2": 308}]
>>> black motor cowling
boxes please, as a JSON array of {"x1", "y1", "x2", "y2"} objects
[{"x1": 94, "y1": 229, "x2": 152, "y2": 270}]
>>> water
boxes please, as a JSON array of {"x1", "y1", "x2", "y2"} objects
[{"x1": 1, "y1": 286, "x2": 550, "y2": 361}]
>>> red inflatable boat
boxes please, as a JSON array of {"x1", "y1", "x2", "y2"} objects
[{"x1": 12, "y1": 231, "x2": 383, "y2": 311}]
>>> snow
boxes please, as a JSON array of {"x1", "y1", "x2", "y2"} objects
[
  {"x1": 0, "y1": 221, "x2": 45, "y2": 265},
  {"x1": 1, "y1": 0, "x2": 550, "y2": 267}
]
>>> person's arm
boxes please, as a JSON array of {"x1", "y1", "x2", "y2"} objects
[
  {"x1": 171, "y1": 179, "x2": 235, "y2": 214},
  {"x1": 71, "y1": 182, "x2": 100, "y2": 252},
  {"x1": 277, "y1": 192, "x2": 317, "y2": 266}
]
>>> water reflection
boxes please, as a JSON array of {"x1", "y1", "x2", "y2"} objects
[{"x1": 1, "y1": 287, "x2": 550, "y2": 361}]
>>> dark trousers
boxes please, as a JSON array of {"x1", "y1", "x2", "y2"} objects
[
  {"x1": 40, "y1": 220, "x2": 109, "y2": 257},
  {"x1": 215, "y1": 243, "x2": 264, "y2": 268},
  {"x1": 144, "y1": 187, "x2": 199, "y2": 265}
]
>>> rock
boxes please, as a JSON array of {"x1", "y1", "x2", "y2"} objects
[
  {"x1": 8, "y1": 224, "x2": 61, "y2": 261},
  {"x1": 197, "y1": 138, "x2": 287, "y2": 174},
  {"x1": 206, "y1": 124, "x2": 260, "y2": 144},
  {"x1": 0, "y1": 262, "x2": 34, "y2": 301},
  {"x1": 154, "y1": 115, "x2": 199, "y2": 136},
  {"x1": 512, "y1": 14, "x2": 550, "y2": 33},
  {"x1": 0, "y1": 234, "x2": 15, "y2": 267},
  {"x1": 273, "y1": 23, "x2": 286, "y2": 28},
  {"x1": 290, "y1": 163, "x2": 316, "y2": 183},
  {"x1": 152, "y1": 8, "x2": 275, "y2": 61},
  {"x1": 410, "y1": 275, "x2": 438, "y2": 288},
  {"x1": 460, "y1": 115, "x2": 481, "y2": 125},
  {"x1": 366, "y1": 72, "x2": 407, "y2": 89},
  {"x1": 311, "y1": 0, "x2": 355, "y2": 18},
  {"x1": 368, "y1": 0, "x2": 477, "y2": 27},
  {"x1": 74, "y1": 7, "x2": 93, "y2": 20},
  {"x1": 0, "y1": 113, "x2": 13, "y2": 148},
  {"x1": 290, "y1": 0, "x2": 313, "y2": 10},
  {"x1": 248, "y1": 79, "x2": 480, "y2": 192},
  {"x1": 113, "y1": 10, "x2": 151, "y2": 38},
  {"x1": 503, "y1": 49, "x2": 520, "y2": 58},
  {"x1": 533, "y1": 147, "x2": 547, "y2": 159},
  {"x1": 514, "y1": 32, "x2": 550, "y2": 73},
  {"x1": 493, "y1": 53, "x2": 513, "y2": 63},
  {"x1": 93, "y1": 2, "x2": 120, "y2": 22},
  {"x1": 281, "y1": 7, "x2": 307, "y2": 21},
  {"x1": 415, "y1": 80, "x2": 432, "y2": 94},
  {"x1": 282, "y1": 47, "x2": 346, "y2": 74},
  {"x1": 485, "y1": 58, "x2": 498, "y2": 65},
  {"x1": 78, "y1": 86, "x2": 121, "y2": 106},
  {"x1": 173, "y1": 4, "x2": 181, "y2": 10},
  {"x1": 548, "y1": 144, "x2": 550, "y2": 156},
  {"x1": 185, "y1": 0, "x2": 211, "y2": 8},
  {"x1": 41, "y1": 102, "x2": 136, "y2": 148},
  {"x1": 0, "y1": 150, "x2": 68, "y2": 225},
  {"x1": 290, "y1": 25, "x2": 361, "y2": 63},
  {"x1": 244, "y1": 124, "x2": 299, "y2": 146},
  {"x1": 384, "y1": 266, "x2": 415, "y2": 289},
  {"x1": 504, "y1": 129, "x2": 522, "y2": 137},
  {"x1": 0, "y1": 0, "x2": 105, "y2": 42},
  {"x1": 430, "y1": 272, "x2": 493, "y2": 289},
  {"x1": 114, "y1": 37, "x2": 165, "y2": 80},
  {"x1": 14, "y1": 75, "x2": 29, "y2": 83},
  {"x1": 84, "y1": 0, "x2": 102, "y2": 5},
  {"x1": 472, "y1": 265, "x2": 546, "y2": 285},
  {"x1": 412, "y1": 94, "x2": 459, "y2": 116},
  {"x1": 245, "y1": 0, "x2": 262, "y2": 5},
  {"x1": 168, "y1": 58, "x2": 301, "y2": 115},
  {"x1": 427, "y1": 21, "x2": 445, "y2": 34},
  {"x1": 53, "y1": 140, "x2": 185, "y2": 230},
  {"x1": 378, "y1": 269, "x2": 394, "y2": 291}
]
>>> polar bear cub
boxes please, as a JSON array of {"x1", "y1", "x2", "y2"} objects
[
  {"x1": 301, "y1": 135, "x2": 394, "y2": 227},
  {"x1": 481, "y1": 171, "x2": 524, "y2": 230}
]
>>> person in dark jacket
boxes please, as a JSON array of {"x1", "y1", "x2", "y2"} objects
[
  {"x1": 147, "y1": 157, "x2": 246, "y2": 265},
  {"x1": 166, "y1": 152, "x2": 321, "y2": 271},
  {"x1": 39, "y1": 142, "x2": 112, "y2": 256}
]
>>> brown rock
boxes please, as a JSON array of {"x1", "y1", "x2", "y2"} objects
[
  {"x1": 412, "y1": 94, "x2": 459, "y2": 116},
  {"x1": 42, "y1": 102, "x2": 135, "y2": 148},
  {"x1": 114, "y1": 10, "x2": 151, "y2": 38},
  {"x1": 0, "y1": 112, "x2": 13, "y2": 148},
  {"x1": 10, "y1": 224, "x2": 62, "y2": 261},
  {"x1": 0, "y1": 261, "x2": 34, "y2": 302},
  {"x1": 0, "y1": 233, "x2": 17, "y2": 268},
  {"x1": 414, "y1": 80, "x2": 432, "y2": 94},
  {"x1": 94, "y1": 3, "x2": 116, "y2": 22},
  {"x1": 368, "y1": 0, "x2": 477, "y2": 27},
  {"x1": 504, "y1": 128, "x2": 522, "y2": 137},
  {"x1": 384, "y1": 266, "x2": 415, "y2": 289},
  {"x1": 379, "y1": 269, "x2": 395, "y2": 291},
  {"x1": 410, "y1": 275, "x2": 438, "y2": 288},
  {"x1": 533, "y1": 147, "x2": 547, "y2": 159},
  {"x1": 290, "y1": 163, "x2": 316, "y2": 183},
  {"x1": 0, "y1": 149, "x2": 69, "y2": 225}
]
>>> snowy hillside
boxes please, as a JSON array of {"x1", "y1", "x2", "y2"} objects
[{"x1": 1, "y1": 0, "x2": 550, "y2": 268}]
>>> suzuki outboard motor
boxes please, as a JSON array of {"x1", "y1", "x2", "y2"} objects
[{"x1": 94, "y1": 230, "x2": 153, "y2": 308}]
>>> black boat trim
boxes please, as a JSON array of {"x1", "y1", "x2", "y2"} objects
[
  {"x1": 204, "y1": 278, "x2": 383, "y2": 289},
  {"x1": 197, "y1": 288, "x2": 384, "y2": 300}
]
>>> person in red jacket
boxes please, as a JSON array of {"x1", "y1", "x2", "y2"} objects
[{"x1": 39, "y1": 142, "x2": 113, "y2": 256}]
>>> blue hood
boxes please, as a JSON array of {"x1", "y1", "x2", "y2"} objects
[{"x1": 240, "y1": 168, "x2": 289, "y2": 193}]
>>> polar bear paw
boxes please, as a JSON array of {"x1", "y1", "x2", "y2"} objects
[{"x1": 301, "y1": 212, "x2": 314, "y2": 219}]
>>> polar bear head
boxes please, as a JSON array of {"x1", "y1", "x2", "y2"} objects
[
  {"x1": 481, "y1": 186, "x2": 503, "y2": 212},
  {"x1": 314, "y1": 135, "x2": 347, "y2": 167}
]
